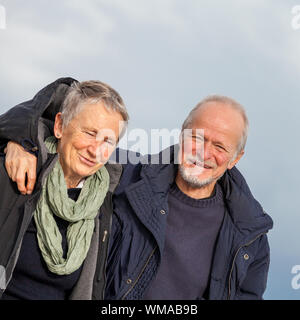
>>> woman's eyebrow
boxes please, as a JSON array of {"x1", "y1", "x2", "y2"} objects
[{"x1": 82, "y1": 126, "x2": 98, "y2": 133}]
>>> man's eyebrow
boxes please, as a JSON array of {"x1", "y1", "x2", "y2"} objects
[{"x1": 191, "y1": 133, "x2": 204, "y2": 139}]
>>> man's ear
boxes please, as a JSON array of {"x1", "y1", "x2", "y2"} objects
[
  {"x1": 53, "y1": 113, "x2": 63, "y2": 138},
  {"x1": 227, "y1": 150, "x2": 244, "y2": 170}
]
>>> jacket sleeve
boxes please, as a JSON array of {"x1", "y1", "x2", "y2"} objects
[
  {"x1": 0, "y1": 77, "x2": 78, "y2": 153},
  {"x1": 236, "y1": 234, "x2": 271, "y2": 300}
]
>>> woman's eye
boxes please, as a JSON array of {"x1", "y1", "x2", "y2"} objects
[
  {"x1": 85, "y1": 131, "x2": 95, "y2": 137},
  {"x1": 104, "y1": 139, "x2": 114, "y2": 146}
]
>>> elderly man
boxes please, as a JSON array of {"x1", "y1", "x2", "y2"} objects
[{"x1": 0, "y1": 78, "x2": 272, "y2": 300}]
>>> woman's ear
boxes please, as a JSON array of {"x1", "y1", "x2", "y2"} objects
[{"x1": 54, "y1": 113, "x2": 63, "y2": 139}]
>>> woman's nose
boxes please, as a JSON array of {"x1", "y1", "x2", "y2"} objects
[{"x1": 87, "y1": 142, "x2": 110, "y2": 163}]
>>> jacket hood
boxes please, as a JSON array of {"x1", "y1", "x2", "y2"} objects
[{"x1": 140, "y1": 145, "x2": 273, "y2": 238}]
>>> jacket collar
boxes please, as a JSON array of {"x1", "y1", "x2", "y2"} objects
[{"x1": 138, "y1": 144, "x2": 273, "y2": 239}]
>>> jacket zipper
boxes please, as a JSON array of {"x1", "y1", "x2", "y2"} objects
[
  {"x1": 97, "y1": 164, "x2": 123, "y2": 300},
  {"x1": 100, "y1": 213, "x2": 113, "y2": 299},
  {"x1": 121, "y1": 246, "x2": 158, "y2": 300},
  {"x1": 227, "y1": 232, "x2": 266, "y2": 299}
]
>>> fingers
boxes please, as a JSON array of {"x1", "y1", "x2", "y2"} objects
[
  {"x1": 7, "y1": 159, "x2": 27, "y2": 195},
  {"x1": 26, "y1": 168, "x2": 37, "y2": 195},
  {"x1": 15, "y1": 163, "x2": 28, "y2": 195},
  {"x1": 4, "y1": 141, "x2": 37, "y2": 195}
]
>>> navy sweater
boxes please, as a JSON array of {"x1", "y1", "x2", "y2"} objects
[{"x1": 143, "y1": 182, "x2": 225, "y2": 299}]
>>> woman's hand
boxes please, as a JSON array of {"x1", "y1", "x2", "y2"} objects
[{"x1": 4, "y1": 141, "x2": 37, "y2": 195}]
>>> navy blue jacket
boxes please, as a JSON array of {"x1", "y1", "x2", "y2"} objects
[{"x1": 106, "y1": 145, "x2": 273, "y2": 300}]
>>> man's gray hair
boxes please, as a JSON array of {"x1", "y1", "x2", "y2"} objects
[
  {"x1": 181, "y1": 95, "x2": 249, "y2": 154},
  {"x1": 61, "y1": 80, "x2": 129, "y2": 138}
]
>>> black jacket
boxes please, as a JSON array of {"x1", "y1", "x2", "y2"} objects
[{"x1": 0, "y1": 78, "x2": 123, "y2": 299}]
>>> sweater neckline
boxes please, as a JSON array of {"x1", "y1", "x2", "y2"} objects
[{"x1": 168, "y1": 182, "x2": 224, "y2": 208}]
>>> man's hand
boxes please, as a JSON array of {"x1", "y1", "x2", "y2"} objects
[{"x1": 4, "y1": 141, "x2": 37, "y2": 195}]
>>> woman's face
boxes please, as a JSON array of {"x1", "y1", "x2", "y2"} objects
[{"x1": 54, "y1": 102, "x2": 124, "y2": 182}]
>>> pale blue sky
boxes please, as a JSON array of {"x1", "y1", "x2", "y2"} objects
[{"x1": 0, "y1": 0, "x2": 300, "y2": 299}]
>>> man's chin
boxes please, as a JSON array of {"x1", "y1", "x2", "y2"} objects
[{"x1": 179, "y1": 165, "x2": 215, "y2": 188}]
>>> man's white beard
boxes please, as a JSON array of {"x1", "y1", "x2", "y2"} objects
[{"x1": 178, "y1": 164, "x2": 223, "y2": 189}]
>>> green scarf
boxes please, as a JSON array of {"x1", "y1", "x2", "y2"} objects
[{"x1": 33, "y1": 136, "x2": 109, "y2": 275}]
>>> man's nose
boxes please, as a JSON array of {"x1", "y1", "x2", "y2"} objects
[
  {"x1": 202, "y1": 142, "x2": 213, "y2": 160},
  {"x1": 193, "y1": 141, "x2": 212, "y2": 160}
]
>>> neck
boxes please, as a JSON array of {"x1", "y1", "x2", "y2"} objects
[
  {"x1": 175, "y1": 171, "x2": 216, "y2": 199},
  {"x1": 64, "y1": 176, "x2": 82, "y2": 189},
  {"x1": 58, "y1": 156, "x2": 82, "y2": 188}
]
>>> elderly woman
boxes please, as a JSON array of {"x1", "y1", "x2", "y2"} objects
[{"x1": 0, "y1": 80, "x2": 128, "y2": 300}]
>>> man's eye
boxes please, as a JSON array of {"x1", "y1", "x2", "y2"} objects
[
  {"x1": 216, "y1": 145, "x2": 225, "y2": 151},
  {"x1": 192, "y1": 136, "x2": 204, "y2": 142}
]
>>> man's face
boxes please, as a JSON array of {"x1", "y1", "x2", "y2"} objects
[
  {"x1": 54, "y1": 102, "x2": 124, "y2": 181},
  {"x1": 179, "y1": 102, "x2": 244, "y2": 188}
]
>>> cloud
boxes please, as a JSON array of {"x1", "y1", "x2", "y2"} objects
[
  {"x1": 97, "y1": 0, "x2": 187, "y2": 31},
  {"x1": 1, "y1": 0, "x2": 299, "y2": 95},
  {"x1": 0, "y1": 0, "x2": 116, "y2": 95}
]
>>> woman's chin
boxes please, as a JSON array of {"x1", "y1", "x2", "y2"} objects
[{"x1": 74, "y1": 164, "x2": 103, "y2": 178}]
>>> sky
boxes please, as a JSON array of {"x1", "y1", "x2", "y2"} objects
[{"x1": 0, "y1": 0, "x2": 300, "y2": 299}]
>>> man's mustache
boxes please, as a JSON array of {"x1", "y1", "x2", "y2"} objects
[{"x1": 184, "y1": 154, "x2": 217, "y2": 169}]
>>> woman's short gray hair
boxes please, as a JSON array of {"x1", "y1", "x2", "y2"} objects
[
  {"x1": 61, "y1": 80, "x2": 129, "y2": 138},
  {"x1": 182, "y1": 95, "x2": 249, "y2": 154}
]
